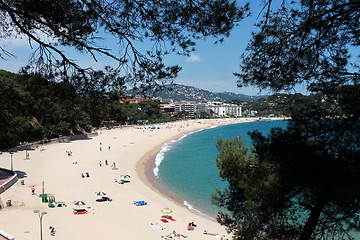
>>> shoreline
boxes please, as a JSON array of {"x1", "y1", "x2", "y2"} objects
[
  {"x1": 137, "y1": 117, "x2": 289, "y2": 221},
  {"x1": 136, "y1": 134, "x2": 190, "y2": 215},
  {"x1": 136, "y1": 118, "x2": 260, "y2": 220},
  {"x1": 136, "y1": 124, "x2": 217, "y2": 221},
  {"x1": 0, "y1": 118, "x2": 268, "y2": 239}
]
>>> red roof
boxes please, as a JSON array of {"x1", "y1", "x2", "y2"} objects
[{"x1": 120, "y1": 98, "x2": 152, "y2": 103}]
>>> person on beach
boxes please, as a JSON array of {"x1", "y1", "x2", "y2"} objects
[
  {"x1": 187, "y1": 222, "x2": 197, "y2": 230},
  {"x1": 105, "y1": 160, "x2": 108, "y2": 166},
  {"x1": 204, "y1": 230, "x2": 218, "y2": 236},
  {"x1": 31, "y1": 186, "x2": 35, "y2": 195},
  {"x1": 216, "y1": 212, "x2": 224, "y2": 223},
  {"x1": 49, "y1": 226, "x2": 56, "y2": 236},
  {"x1": 99, "y1": 161, "x2": 102, "y2": 167},
  {"x1": 111, "y1": 162, "x2": 116, "y2": 168},
  {"x1": 108, "y1": 146, "x2": 111, "y2": 151}
]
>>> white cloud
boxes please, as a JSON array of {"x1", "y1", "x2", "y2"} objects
[{"x1": 186, "y1": 53, "x2": 202, "y2": 63}]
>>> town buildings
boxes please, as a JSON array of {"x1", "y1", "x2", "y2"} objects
[
  {"x1": 164, "y1": 101, "x2": 242, "y2": 118},
  {"x1": 121, "y1": 97, "x2": 242, "y2": 118}
]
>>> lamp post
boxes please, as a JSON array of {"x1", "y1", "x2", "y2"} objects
[
  {"x1": 9, "y1": 152, "x2": 13, "y2": 171},
  {"x1": 34, "y1": 210, "x2": 47, "y2": 240}
]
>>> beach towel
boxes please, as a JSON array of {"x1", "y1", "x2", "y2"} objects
[
  {"x1": 160, "y1": 219, "x2": 169, "y2": 223},
  {"x1": 150, "y1": 224, "x2": 160, "y2": 230},
  {"x1": 203, "y1": 230, "x2": 218, "y2": 236}
]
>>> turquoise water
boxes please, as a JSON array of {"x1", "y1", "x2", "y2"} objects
[{"x1": 155, "y1": 120, "x2": 288, "y2": 219}]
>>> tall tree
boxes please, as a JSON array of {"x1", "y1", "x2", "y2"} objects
[
  {"x1": 215, "y1": 116, "x2": 360, "y2": 239},
  {"x1": 0, "y1": 0, "x2": 248, "y2": 93},
  {"x1": 215, "y1": 1, "x2": 360, "y2": 239},
  {"x1": 236, "y1": 0, "x2": 359, "y2": 93}
]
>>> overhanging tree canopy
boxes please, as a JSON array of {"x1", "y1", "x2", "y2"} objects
[
  {"x1": 236, "y1": 0, "x2": 359, "y2": 93},
  {"x1": 215, "y1": 1, "x2": 360, "y2": 239},
  {"x1": 0, "y1": 0, "x2": 248, "y2": 93}
]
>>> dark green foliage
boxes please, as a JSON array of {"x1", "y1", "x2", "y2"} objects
[
  {"x1": 245, "y1": 93, "x2": 325, "y2": 117},
  {"x1": 0, "y1": 69, "x2": 174, "y2": 150},
  {"x1": 217, "y1": 1, "x2": 360, "y2": 239},
  {"x1": 215, "y1": 116, "x2": 360, "y2": 239},
  {"x1": 247, "y1": 94, "x2": 289, "y2": 117},
  {"x1": 236, "y1": 0, "x2": 359, "y2": 93},
  {"x1": 0, "y1": 70, "x2": 90, "y2": 148},
  {"x1": 0, "y1": 0, "x2": 248, "y2": 93}
]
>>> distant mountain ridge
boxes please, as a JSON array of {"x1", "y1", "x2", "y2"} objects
[{"x1": 152, "y1": 84, "x2": 267, "y2": 102}]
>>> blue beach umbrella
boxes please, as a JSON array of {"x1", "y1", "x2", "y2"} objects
[
  {"x1": 120, "y1": 175, "x2": 131, "y2": 182},
  {"x1": 73, "y1": 201, "x2": 86, "y2": 208},
  {"x1": 95, "y1": 192, "x2": 106, "y2": 196}
]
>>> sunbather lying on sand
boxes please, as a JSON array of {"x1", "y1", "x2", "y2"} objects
[{"x1": 203, "y1": 230, "x2": 218, "y2": 236}]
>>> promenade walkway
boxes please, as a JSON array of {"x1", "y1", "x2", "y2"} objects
[
  {"x1": 0, "y1": 170, "x2": 13, "y2": 186},
  {"x1": 0, "y1": 169, "x2": 17, "y2": 195}
]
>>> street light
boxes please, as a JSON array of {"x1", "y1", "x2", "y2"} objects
[
  {"x1": 9, "y1": 152, "x2": 13, "y2": 171},
  {"x1": 34, "y1": 210, "x2": 47, "y2": 240}
]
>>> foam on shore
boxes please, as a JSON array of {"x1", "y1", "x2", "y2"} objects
[
  {"x1": 153, "y1": 128, "x2": 206, "y2": 177},
  {"x1": 0, "y1": 118, "x2": 258, "y2": 240}
]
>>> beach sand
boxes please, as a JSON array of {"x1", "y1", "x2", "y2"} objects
[{"x1": 0, "y1": 118, "x2": 257, "y2": 240}]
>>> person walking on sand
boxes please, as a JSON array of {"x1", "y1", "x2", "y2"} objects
[
  {"x1": 99, "y1": 161, "x2": 102, "y2": 167},
  {"x1": 49, "y1": 226, "x2": 56, "y2": 236},
  {"x1": 31, "y1": 186, "x2": 35, "y2": 195},
  {"x1": 105, "y1": 160, "x2": 108, "y2": 166},
  {"x1": 111, "y1": 162, "x2": 116, "y2": 168}
]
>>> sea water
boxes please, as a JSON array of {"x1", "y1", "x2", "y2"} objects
[{"x1": 155, "y1": 120, "x2": 288, "y2": 219}]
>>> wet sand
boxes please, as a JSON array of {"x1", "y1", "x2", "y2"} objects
[{"x1": 0, "y1": 118, "x2": 259, "y2": 239}]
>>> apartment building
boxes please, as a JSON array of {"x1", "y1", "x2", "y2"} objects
[{"x1": 172, "y1": 102, "x2": 242, "y2": 118}]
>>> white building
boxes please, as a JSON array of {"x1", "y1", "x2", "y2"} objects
[
  {"x1": 208, "y1": 103, "x2": 242, "y2": 117},
  {"x1": 174, "y1": 101, "x2": 242, "y2": 118},
  {"x1": 175, "y1": 103, "x2": 196, "y2": 117}
]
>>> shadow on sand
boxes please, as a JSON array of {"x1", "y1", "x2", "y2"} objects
[{"x1": 14, "y1": 170, "x2": 27, "y2": 179}]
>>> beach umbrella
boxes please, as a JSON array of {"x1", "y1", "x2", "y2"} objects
[
  {"x1": 119, "y1": 175, "x2": 131, "y2": 182},
  {"x1": 73, "y1": 201, "x2": 86, "y2": 208},
  {"x1": 95, "y1": 191, "x2": 106, "y2": 196},
  {"x1": 161, "y1": 208, "x2": 173, "y2": 214}
]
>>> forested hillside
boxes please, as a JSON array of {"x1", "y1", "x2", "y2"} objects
[
  {"x1": 0, "y1": 69, "x2": 344, "y2": 150},
  {"x1": 151, "y1": 84, "x2": 266, "y2": 102},
  {"x1": 0, "y1": 70, "x2": 169, "y2": 150}
]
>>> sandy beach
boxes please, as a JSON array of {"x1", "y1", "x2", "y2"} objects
[{"x1": 0, "y1": 118, "x2": 257, "y2": 240}]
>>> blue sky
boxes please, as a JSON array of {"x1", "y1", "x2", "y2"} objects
[{"x1": 0, "y1": 1, "x2": 309, "y2": 96}]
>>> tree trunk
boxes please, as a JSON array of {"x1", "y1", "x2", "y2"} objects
[{"x1": 298, "y1": 201, "x2": 325, "y2": 240}]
